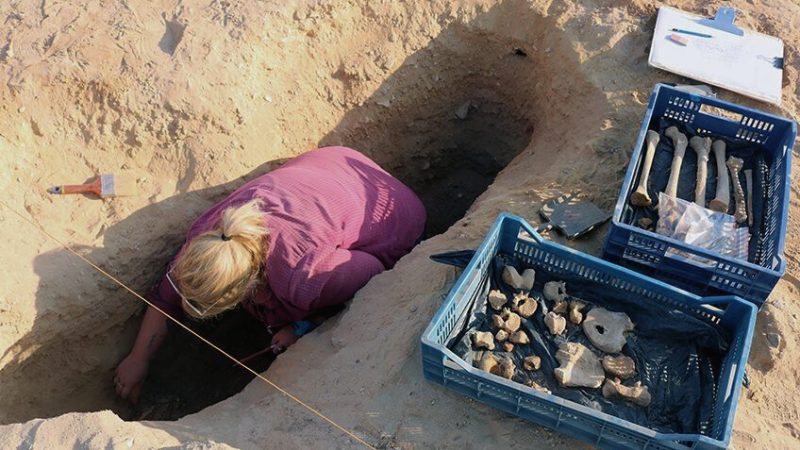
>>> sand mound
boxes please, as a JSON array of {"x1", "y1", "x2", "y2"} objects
[{"x1": 1, "y1": 0, "x2": 799, "y2": 449}]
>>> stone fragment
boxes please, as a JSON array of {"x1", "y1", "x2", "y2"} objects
[
  {"x1": 602, "y1": 378, "x2": 651, "y2": 407},
  {"x1": 554, "y1": 342, "x2": 604, "y2": 388},
  {"x1": 502, "y1": 342, "x2": 514, "y2": 353},
  {"x1": 543, "y1": 281, "x2": 567, "y2": 303},
  {"x1": 512, "y1": 292, "x2": 538, "y2": 318},
  {"x1": 509, "y1": 330, "x2": 530, "y2": 345},
  {"x1": 544, "y1": 312, "x2": 566, "y2": 335},
  {"x1": 495, "y1": 329, "x2": 509, "y2": 342},
  {"x1": 472, "y1": 331, "x2": 495, "y2": 350},
  {"x1": 582, "y1": 307, "x2": 634, "y2": 353},
  {"x1": 455, "y1": 101, "x2": 471, "y2": 119},
  {"x1": 569, "y1": 300, "x2": 586, "y2": 325},
  {"x1": 766, "y1": 332, "x2": 781, "y2": 349},
  {"x1": 601, "y1": 355, "x2": 636, "y2": 379},
  {"x1": 488, "y1": 289, "x2": 507, "y2": 310},
  {"x1": 502, "y1": 266, "x2": 535, "y2": 291},
  {"x1": 523, "y1": 355, "x2": 541, "y2": 371}
]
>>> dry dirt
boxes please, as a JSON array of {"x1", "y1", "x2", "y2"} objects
[{"x1": 0, "y1": 0, "x2": 798, "y2": 449}]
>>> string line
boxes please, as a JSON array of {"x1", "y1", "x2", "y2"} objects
[{"x1": 0, "y1": 199, "x2": 376, "y2": 450}]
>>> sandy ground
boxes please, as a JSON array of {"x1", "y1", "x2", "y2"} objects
[{"x1": 0, "y1": 0, "x2": 798, "y2": 448}]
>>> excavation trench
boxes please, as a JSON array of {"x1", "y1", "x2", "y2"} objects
[
  {"x1": 121, "y1": 25, "x2": 538, "y2": 421},
  {"x1": 1, "y1": 14, "x2": 592, "y2": 424}
]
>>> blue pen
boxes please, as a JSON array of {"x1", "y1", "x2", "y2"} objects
[{"x1": 671, "y1": 28, "x2": 713, "y2": 38}]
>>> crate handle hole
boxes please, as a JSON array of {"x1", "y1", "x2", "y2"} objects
[{"x1": 698, "y1": 104, "x2": 743, "y2": 123}]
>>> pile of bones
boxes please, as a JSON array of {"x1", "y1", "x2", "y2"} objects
[{"x1": 470, "y1": 266, "x2": 650, "y2": 407}]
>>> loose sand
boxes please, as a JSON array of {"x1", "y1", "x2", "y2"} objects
[{"x1": 0, "y1": 0, "x2": 798, "y2": 448}]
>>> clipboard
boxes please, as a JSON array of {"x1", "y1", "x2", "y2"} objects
[{"x1": 649, "y1": 6, "x2": 784, "y2": 105}]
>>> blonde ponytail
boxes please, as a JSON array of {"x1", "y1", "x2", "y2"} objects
[{"x1": 174, "y1": 199, "x2": 268, "y2": 318}]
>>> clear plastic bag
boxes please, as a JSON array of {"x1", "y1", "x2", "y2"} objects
[{"x1": 657, "y1": 193, "x2": 749, "y2": 262}]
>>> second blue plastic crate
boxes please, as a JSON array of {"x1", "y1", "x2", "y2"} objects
[
  {"x1": 603, "y1": 84, "x2": 795, "y2": 308},
  {"x1": 421, "y1": 214, "x2": 756, "y2": 450}
]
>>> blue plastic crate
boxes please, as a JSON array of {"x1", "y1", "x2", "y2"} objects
[
  {"x1": 421, "y1": 213, "x2": 756, "y2": 450},
  {"x1": 603, "y1": 84, "x2": 796, "y2": 308}
]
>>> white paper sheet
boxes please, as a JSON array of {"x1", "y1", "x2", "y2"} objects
[{"x1": 649, "y1": 6, "x2": 783, "y2": 105}]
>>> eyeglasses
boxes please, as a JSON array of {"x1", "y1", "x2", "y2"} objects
[{"x1": 165, "y1": 268, "x2": 224, "y2": 317}]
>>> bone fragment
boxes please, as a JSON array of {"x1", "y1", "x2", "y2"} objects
[
  {"x1": 512, "y1": 292, "x2": 538, "y2": 318},
  {"x1": 602, "y1": 378, "x2": 652, "y2": 407},
  {"x1": 552, "y1": 300, "x2": 568, "y2": 314},
  {"x1": 502, "y1": 310, "x2": 521, "y2": 333},
  {"x1": 744, "y1": 169, "x2": 753, "y2": 227},
  {"x1": 472, "y1": 331, "x2": 495, "y2": 350},
  {"x1": 502, "y1": 266, "x2": 535, "y2": 291},
  {"x1": 582, "y1": 307, "x2": 634, "y2": 353},
  {"x1": 496, "y1": 357, "x2": 516, "y2": 379},
  {"x1": 487, "y1": 289, "x2": 507, "y2": 310},
  {"x1": 637, "y1": 217, "x2": 653, "y2": 230},
  {"x1": 727, "y1": 157, "x2": 747, "y2": 224},
  {"x1": 477, "y1": 352, "x2": 498, "y2": 373},
  {"x1": 525, "y1": 379, "x2": 551, "y2": 394},
  {"x1": 476, "y1": 353, "x2": 515, "y2": 380},
  {"x1": 601, "y1": 355, "x2": 636, "y2": 379},
  {"x1": 495, "y1": 329, "x2": 509, "y2": 342},
  {"x1": 509, "y1": 330, "x2": 530, "y2": 345},
  {"x1": 544, "y1": 312, "x2": 566, "y2": 335},
  {"x1": 664, "y1": 126, "x2": 688, "y2": 198},
  {"x1": 492, "y1": 309, "x2": 521, "y2": 333},
  {"x1": 569, "y1": 300, "x2": 586, "y2": 325},
  {"x1": 554, "y1": 342, "x2": 605, "y2": 388},
  {"x1": 631, "y1": 130, "x2": 660, "y2": 206},
  {"x1": 523, "y1": 355, "x2": 541, "y2": 371},
  {"x1": 543, "y1": 281, "x2": 567, "y2": 303},
  {"x1": 689, "y1": 136, "x2": 712, "y2": 206},
  {"x1": 709, "y1": 139, "x2": 730, "y2": 212},
  {"x1": 491, "y1": 314, "x2": 505, "y2": 330},
  {"x1": 502, "y1": 342, "x2": 514, "y2": 353}
]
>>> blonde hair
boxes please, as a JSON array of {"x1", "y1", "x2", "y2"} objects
[{"x1": 174, "y1": 199, "x2": 268, "y2": 319}]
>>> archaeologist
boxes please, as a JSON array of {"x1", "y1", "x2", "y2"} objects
[{"x1": 114, "y1": 146, "x2": 426, "y2": 402}]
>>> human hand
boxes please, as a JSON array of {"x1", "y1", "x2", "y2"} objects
[
  {"x1": 114, "y1": 353, "x2": 148, "y2": 403},
  {"x1": 270, "y1": 325, "x2": 299, "y2": 354}
]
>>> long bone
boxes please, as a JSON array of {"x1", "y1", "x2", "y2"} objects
[
  {"x1": 709, "y1": 140, "x2": 730, "y2": 213},
  {"x1": 744, "y1": 169, "x2": 754, "y2": 227},
  {"x1": 630, "y1": 130, "x2": 660, "y2": 206},
  {"x1": 727, "y1": 157, "x2": 747, "y2": 224},
  {"x1": 689, "y1": 136, "x2": 712, "y2": 207},
  {"x1": 663, "y1": 126, "x2": 687, "y2": 198}
]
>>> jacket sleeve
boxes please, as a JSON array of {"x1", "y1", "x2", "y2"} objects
[
  {"x1": 252, "y1": 284, "x2": 307, "y2": 328},
  {"x1": 312, "y1": 249, "x2": 385, "y2": 310},
  {"x1": 264, "y1": 248, "x2": 385, "y2": 325}
]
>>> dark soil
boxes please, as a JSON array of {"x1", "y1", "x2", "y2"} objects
[{"x1": 114, "y1": 308, "x2": 273, "y2": 421}]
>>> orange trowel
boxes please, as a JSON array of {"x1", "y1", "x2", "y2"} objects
[{"x1": 47, "y1": 174, "x2": 137, "y2": 198}]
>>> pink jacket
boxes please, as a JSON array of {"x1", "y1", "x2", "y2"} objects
[{"x1": 150, "y1": 146, "x2": 426, "y2": 326}]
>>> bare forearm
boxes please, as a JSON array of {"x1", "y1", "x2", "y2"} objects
[{"x1": 130, "y1": 306, "x2": 168, "y2": 361}]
